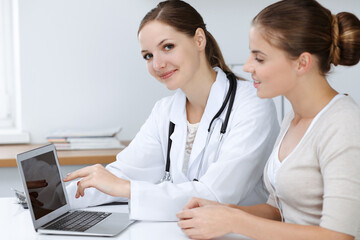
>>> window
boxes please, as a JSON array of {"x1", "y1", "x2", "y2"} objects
[
  {"x1": 0, "y1": 0, "x2": 29, "y2": 143},
  {"x1": 0, "y1": 0, "x2": 14, "y2": 128}
]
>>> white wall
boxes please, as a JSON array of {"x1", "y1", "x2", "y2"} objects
[
  {"x1": 18, "y1": 0, "x2": 170, "y2": 143},
  {"x1": 16, "y1": 0, "x2": 360, "y2": 143}
]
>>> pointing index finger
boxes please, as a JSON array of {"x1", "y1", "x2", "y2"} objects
[{"x1": 63, "y1": 166, "x2": 92, "y2": 182}]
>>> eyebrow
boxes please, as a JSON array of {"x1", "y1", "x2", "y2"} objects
[
  {"x1": 141, "y1": 39, "x2": 168, "y2": 53},
  {"x1": 251, "y1": 50, "x2": 267, "y2": 56}
]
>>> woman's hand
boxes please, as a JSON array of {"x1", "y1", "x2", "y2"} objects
[
  {"x1": 63, "y1": 164, "x2": 130, "y2": 199},
  {"x1": 177, "y1": 205, "x2": 237, "y2": 240},
  {"x1": 182, "y1": 197, "x2": 223, "y2": 210}
]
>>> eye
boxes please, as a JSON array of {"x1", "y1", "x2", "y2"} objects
[
  {"x1": 164, "y1": 44, "x2": 174, "y2": 51},
  {"x1": 254, "y1": 54, "x2": 264, "y2": 63},
  {"x1": 255, "y1": 57, "x2": 264, "y2": 63},
  {"x1": 142, "y1": 53, "x2": 153, "y2": 61}
]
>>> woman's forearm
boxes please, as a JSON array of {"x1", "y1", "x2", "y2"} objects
[
  {"x1": 227, "y1": 203, "x2": 281, "y2": 221},
  {"x1": 231, "y1": 209, "x2": 354, "y2": 240}
]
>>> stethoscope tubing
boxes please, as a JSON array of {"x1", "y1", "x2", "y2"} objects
[{"x1": 160, "y1": 72, "x2": 237, "y2": 183}]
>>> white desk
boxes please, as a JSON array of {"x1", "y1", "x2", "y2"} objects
[{"x1": 1, "y1": 198, "x2": 252, "y2": 240}]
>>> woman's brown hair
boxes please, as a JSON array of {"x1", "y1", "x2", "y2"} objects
[
  {"x1": 138, "y1": 0, "x2": 238, "y2": 78},
  {"x1": 252, "y1": 0, "x2": 360, "y2": 75}
]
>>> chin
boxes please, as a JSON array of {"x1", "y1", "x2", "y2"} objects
[
  {"x1": 164, "y1": 83, "x2": 179, "y2": 91},
  {"x1": 256, "y1": 91, "x2": 274, "y2": 99},
  {"x1": 256, "y1": 90, "x2": 266, "y2": 99}
]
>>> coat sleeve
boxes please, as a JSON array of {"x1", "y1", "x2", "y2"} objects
[
  {"x1": 129, "y1": 82, "x2": 280, "y2": 221},
  {"x1": 66, "y1": 98, "x2": 166, "y2": 209}
]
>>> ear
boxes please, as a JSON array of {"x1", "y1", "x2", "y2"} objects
[
  {"x1": 296, "y1": 52, "x2": 312, "y2": 75},
  {"x1": 193, "y1": 28, "x2": 207, "y2": 51}
]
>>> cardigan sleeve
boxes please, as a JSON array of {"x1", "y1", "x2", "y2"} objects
[{"x1": 318, "y1": 107, "x2": 360, "y2": 237}]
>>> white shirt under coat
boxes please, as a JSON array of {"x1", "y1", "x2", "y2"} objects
[{"x1": 66, "y1": 68, "x2": 280, "y2": 221}]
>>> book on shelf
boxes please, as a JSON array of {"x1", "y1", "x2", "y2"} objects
[{"x1": 47, "y1": 127, "x2": 124, "y2": 150}]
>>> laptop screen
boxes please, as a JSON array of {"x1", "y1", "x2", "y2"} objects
[{"x1": 21, "y1": 151, "x2": 66, "y2": 220}]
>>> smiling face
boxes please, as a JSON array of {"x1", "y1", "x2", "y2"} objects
[
  {"x1": 243, "y1": 26, "x2": 299, "y2": 99},
  {"x1": 138, "y1": 20, "x2": 203, "y2": 91}
]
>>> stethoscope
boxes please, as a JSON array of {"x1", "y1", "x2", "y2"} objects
[{"x1": 160, "y1": 72, "x2": 237, "y2": 183}]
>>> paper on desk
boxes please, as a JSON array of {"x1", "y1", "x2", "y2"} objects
[
  {"x1": 47, "y1": 127, "x2": 124, "y2": 150},
  {"x1": 48, "y1": 127, "x2": 122, "y2": 138}
]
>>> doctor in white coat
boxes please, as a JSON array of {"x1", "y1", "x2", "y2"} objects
[{"x1": 64, "y1": 0, "x2": 279, "y2": 221}]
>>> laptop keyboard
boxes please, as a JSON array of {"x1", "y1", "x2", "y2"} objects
[{"x1": 45, "y1": 211, "x2": 112, "y2": 232}]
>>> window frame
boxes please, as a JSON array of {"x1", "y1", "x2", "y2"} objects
[
  {"x1": 0, "y1": 0, "x2": 29, "y2": 144},
  {"x1": 0, "y1": 0, "x2": 14, "y2": 128}
]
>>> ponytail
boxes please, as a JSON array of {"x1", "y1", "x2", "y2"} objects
[{"x1": 204, "y1": 30, "x2": 234, "y2": 76}]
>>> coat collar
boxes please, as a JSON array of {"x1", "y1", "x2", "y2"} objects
[
  {"x1": 168, "y1": 68, "x2": 230, "y2": 176},
  {"x1": 189, "y1": 68, "x2": 229, "y2": 168},
  {"x1": 168, "y1": 67, "x2": 229, "y2": 126}
]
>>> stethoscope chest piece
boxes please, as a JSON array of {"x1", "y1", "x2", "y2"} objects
[{"x1": 160, "y1": 171, "x2": 172, "y2": 183}]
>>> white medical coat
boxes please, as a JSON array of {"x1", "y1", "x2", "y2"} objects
[{"x1": 66, "y1": 68, "x2": 280, "y2": 221}]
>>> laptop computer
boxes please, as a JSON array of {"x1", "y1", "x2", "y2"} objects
[{"x1": 16, "y1": 144, "x2": 134, "y2": 236}]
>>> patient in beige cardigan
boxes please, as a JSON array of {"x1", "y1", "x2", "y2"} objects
[{"x1": 177, "y1": 0, "x2": 360, "y2": 240}]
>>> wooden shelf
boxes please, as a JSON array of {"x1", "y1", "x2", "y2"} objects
[{"x1": 0, "y1": 141, "x2": 130, "y2": 168}]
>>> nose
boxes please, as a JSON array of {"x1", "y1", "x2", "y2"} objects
[
  {"x1": 243, "y1": 57, "x2": 254, "y2": 73},
  {"x1": 152, "y1": 54, "x2": 166, "y2": 71}
]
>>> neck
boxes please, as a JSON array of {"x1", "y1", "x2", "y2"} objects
[
  {"x1": 183, "y1": 64, "x2": 217, "y2": 123},
  {"x1": 285, "y1": 74, "x2": 338, "y2": 122}
]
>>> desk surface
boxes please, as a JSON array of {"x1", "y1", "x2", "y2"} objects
[
  {"x1": 0, "y1": 142, "x2": 130, "y2": 168},
  {"x1": 1, "y1": 197, "x2": 251, "y2": 240}
]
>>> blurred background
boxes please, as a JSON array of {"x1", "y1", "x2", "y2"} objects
[{"x1": 1, "y1": 0, "x2": 358, "y2": 144}]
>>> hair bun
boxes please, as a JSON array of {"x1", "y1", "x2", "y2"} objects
[{"x1": 336, "y1": 12, "x2": 360, "y2": 67}]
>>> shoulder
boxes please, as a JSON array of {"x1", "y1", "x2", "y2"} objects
[
  {"x1": 322, "y1": 96, "x2": 360, "y2": 141},
  {"x1": 331, "y1": 95, "x2": 360, "y2": 117},
  {"x1": 318, "y1": 96, "x2": 360, "y2": 130},
  {"x1": 314, "y1": 96, "x2": 360, "y2": 161}
]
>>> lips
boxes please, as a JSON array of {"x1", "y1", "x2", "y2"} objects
[
  {"x1": 159, "y1": 70, "x2": 177, "y2": 80},
  {"x1": 253, "y1": 77, "x2": 261, "y2": 89}
]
